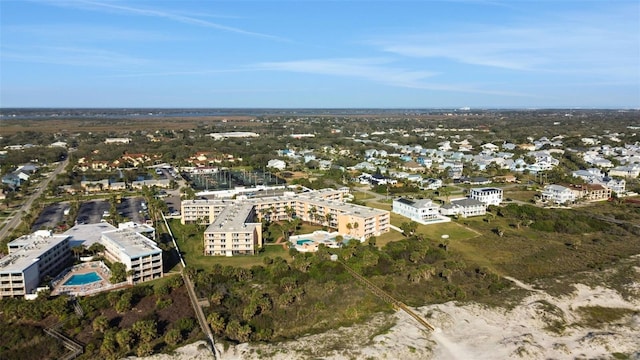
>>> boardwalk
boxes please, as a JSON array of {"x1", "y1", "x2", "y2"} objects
[{"x1": 339, "y1": 260, "x2": 435, "y2": 332}]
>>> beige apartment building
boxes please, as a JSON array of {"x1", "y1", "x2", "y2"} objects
[
  {"x1": 182, "y1": 188, "x2": 390, "y2": 256},
  {"x1": 203, "y1": 203, "x2": 262, "y2": 256}
]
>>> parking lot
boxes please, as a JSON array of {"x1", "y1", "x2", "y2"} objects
[
  {"x1": 32, "y1": 202, "x2": 68, "y2": 231},
  {"x1": 117, "y1": 196, "x2": 147, "y2": 224},
  {"x1": 164, "y1": 194, "x2": 181, "y2": 216},
  {"x1": 77, "y1": 200, "x2": 110, "y2": 225},
  {"x1": 31, "y1": 197, "x2": 152, "y2": 231}
]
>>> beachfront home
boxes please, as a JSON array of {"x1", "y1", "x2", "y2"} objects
[
  {"x1": 540, "y1": 184, "x2": 576, "y2": 205},
  {"x1": 469, "y1": 187, "x2": 503, "y2": 206},
  {"x1": 440, "y1": 198, "x2": 486, "y2": 218},
  {"x1": 393, "y1": 198, "x2": 447, "y2": 224}
]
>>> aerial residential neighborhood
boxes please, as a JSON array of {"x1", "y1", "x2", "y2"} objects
[{"x1": 1, "y1": 114, "x2": 639, "y2": 358}]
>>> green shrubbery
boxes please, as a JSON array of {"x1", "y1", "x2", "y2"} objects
[{"x1": 190, "y1": 234, "x2": 508, "y2": 344}]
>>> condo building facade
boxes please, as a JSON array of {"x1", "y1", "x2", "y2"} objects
[
  {"x1": 0, "y1": 231, "x2": 71, "y2": 298},
  {"x1": 182, "y1": 188, "x2": 390, "y2": 256}
]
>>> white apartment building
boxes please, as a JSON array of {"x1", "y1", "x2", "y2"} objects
[
  {"x1": 541, "y1": 184, "x2": 576, "y2": 204},
  {"x1": 392, "y1": 198, "x2": 444, "y2": 224},
  {"x1": 469, "y1": 187, "x2": 503, "y2": 206},
  {"x1": 1, "y1": 231, "x2": 71, "y2": 298},
  {"x1": 101, "y1": 229, "x2": 163, "y2": 284}
]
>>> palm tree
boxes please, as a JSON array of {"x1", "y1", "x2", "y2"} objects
[
  {"x1": 325, "y1": 213, "x2": 333, "y2": 228},
  {"x1": 71, "y1": 246, "x2": 84, "y2": 260},
  {"x1": 284, "y1": 206, "x2": 295, "y2": 220},
  {"x1": 307, "y1": 206, "x2": 317, "y2": 223}
]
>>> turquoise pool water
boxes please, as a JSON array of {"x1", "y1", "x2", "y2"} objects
[
  {"x1": 63, "y1": 272, "x2": 102, "y2": 286},
  {"x1": 296, "y1": 239, "x2": 313, "y2": 245}
]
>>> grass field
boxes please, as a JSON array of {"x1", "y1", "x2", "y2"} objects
[
  {"x1": 169, "y1": 219, "x2": 291, "y2": 270},
  {"x1": 503, "y1": 188, "x2": 538, "y2": 202}
]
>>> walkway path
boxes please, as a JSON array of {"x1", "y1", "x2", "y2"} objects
[
  {"x1": 162, "y1": 212, "x2": 218, "y2": 359},
  {"x1": 339, "y1": 260, "x2": 435, "y2": 332}
]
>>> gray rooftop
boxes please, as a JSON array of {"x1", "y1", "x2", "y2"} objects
[
  {"x1": 64, "y1": 223, "x2": 117, "y2": 248},
  {"x1": 101, "y1": 229, "x2": 161, "y2": 258},
  {"x1": 1, "y1": 232, "x2": 70, "y2": 273},
  {"x1": 451, "y1": 198, "x2": 485, "y2": 207},
  {"x1": 206, "y1": 203, "x2": 259, "y2": 233}
]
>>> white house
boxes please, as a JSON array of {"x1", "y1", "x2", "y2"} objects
[
  {"x1": 421, "y1": 178, "x2": 443, "y2": 190},
  {"x1": 609, "y1": 165, "x2": 640, "y2": 178},
  {"x1": 440, "y1": 198, "x2": 486, "y2": 218},
  {"x1": 469, "y1": 187, "x2": 503, "y2": 206},
  {"x1": 267, "y1": 159, "x2": 286, "y2": 170},
  {"x1": 392, "y1": 198, "x2": 449, "y2": 224},
  {"x1": 541, "y1": 185, "x2": 576, "y2": 204}
]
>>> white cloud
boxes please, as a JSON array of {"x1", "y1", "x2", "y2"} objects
[
  {"x1": 373, "y1": 5, "x2": 639, "y2": 80},
  {"x1": 1, "y1": 45, "x2": 149, "y2": 68},
  {"x1": 255, "y1": 58, "x2": 436, "y2": 88},
  {"x1": 36, "y1": 0, "x2": 288, "y2": 42},
  {"x1": 253, "y1": 58, "x2": 530, "y2": 97}
]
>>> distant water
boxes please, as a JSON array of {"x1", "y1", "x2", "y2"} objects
[{"x1": 0, "y1": 108, "x2": 468, "y2": 119}]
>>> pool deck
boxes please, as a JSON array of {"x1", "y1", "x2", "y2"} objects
[
  {"x1": 51, "y1": 261, "x2": 128, "y2": 296},
  {"x1": 289, "y1": 230, "x2": 354, "y2": 252}
]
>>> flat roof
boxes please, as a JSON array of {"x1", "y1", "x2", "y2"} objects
[
  {"x1": 101, "y1": 229, "x2": 161, "y2": 258},
  {"x1": 189, "y1": 188, "x2": 388, "y2": 222},
  {"x1": 64, "y1": 223, "x2": 117, "y2": 248},
  {"x1": 471, "y1": 187, "x2": 502, "y2": 192},
  {"x1": 1, "y1": 233, "x2": 70, "y2": 273},
  {"x1": 206, "y1": 203, "x2": 259, "y2": 233}
]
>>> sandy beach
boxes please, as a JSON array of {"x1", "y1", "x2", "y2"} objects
[{"x1": 130, "y1": 265, "x2": 640, "y2": 360}]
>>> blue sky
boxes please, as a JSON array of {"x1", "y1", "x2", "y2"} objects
[{"x1": 1, "y1": 0, "x2": 639, "y2": 108}]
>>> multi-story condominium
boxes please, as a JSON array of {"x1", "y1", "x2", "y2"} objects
[
  {"x1": 469, "y1": 187, "x2": 503, "y2": 206},
  {"x1": 1, "y1": 230, "x2": 71, "y2": 298},
  {"x1": 181, "y1": 199, "x2": 236, "y2": 224},
  {"x1": 182, "y1": 188, "x2": 390, "y2": 255},
  {"x1": 540, "y1": 184, "x2": 576, "y2": 204},
  {"x1": 204, "y1": 203, "x2": 262, "y2": 256},
  {"x1": 568, "y1": 184, "x2": 612, "y2": 201},
  {"x1": 100, "y1": 229, "x2": 162, "y2": 284},
  {"x1": 392, "y1": 198, "x2": 442, "y2": 224},
  {"x1": 440, "y1": 198, "x2": 486, "y2": 218},
  {"x1": 335, "y1": 204, "x2": 389, "y2": 240}
]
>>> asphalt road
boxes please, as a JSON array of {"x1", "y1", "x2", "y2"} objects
[{"x1": 0, "y1": 157, "x2": 69, "y2": 243}]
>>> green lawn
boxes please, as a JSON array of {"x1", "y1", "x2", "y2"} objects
[
  {"x1": 169, "y1": 219, "x2": 291, "y2": 270},
  {"x1": 503, "y1": 189, "x2": 538, "y2": 202}
]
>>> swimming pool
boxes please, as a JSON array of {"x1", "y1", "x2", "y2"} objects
[
  {"x1": 63, "y1": 272, "x2": 102, "y2": 286},
  {"x1": 296, "y1": 239, "x2": 313, "y2": 245}
]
